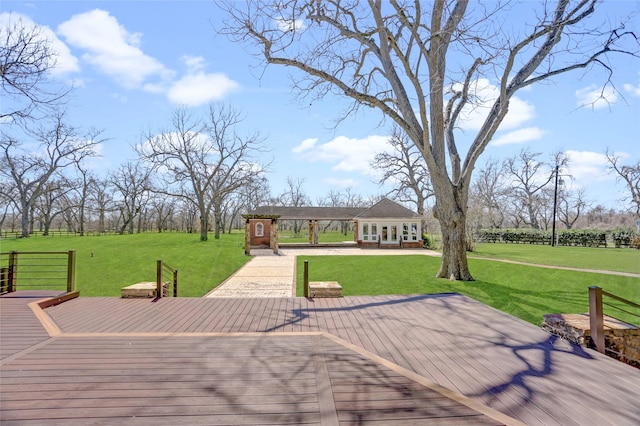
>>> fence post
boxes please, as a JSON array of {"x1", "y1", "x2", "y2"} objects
[
  {"x1": 303, "y1": 260, "x2": 309, "y2": 298},
  {"x1": 173, "y1": 270, "x2": 178, "y2": 297},
  {"x1": 589, "y1": 286, "x2": 605, "y2": 354},
  {"x1": 66, "y1": 250, "x2": 76, "y2": 292},
  {"x1": 8, "y1": 251, "x2": 18, "y2": 293},
  {"x1": 156, "y1": 260, "x2": 163, "y2": 298}
]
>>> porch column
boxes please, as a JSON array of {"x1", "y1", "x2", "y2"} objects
[
  {"x1": 308, "y1": 220, "x2": 313, "y2": 244},
  {"x1": 244, "y1": 218, "x2": 251, "y2": 255},
  {"x1": 271, "y1": 218, "x2": 279, "y2": 254},
  {"x1": 313, "y1": 220, "x2": 319, "y2": 245}
]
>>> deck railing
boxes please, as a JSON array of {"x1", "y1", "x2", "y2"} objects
[
  {"x1": 0, "y1": 251, "x2": 76, "y2": 294},
  {"x1": 589, "y1": 286, "x2": 640, "y2": 353},
  {"x1": 156, "y1": 260, "x2": 178, "y2": 297}
]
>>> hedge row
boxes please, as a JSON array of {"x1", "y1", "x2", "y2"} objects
[
  {"x1": 476, "y1": 228, "x2": 618, "y2": 247},
  {"x1": 610, "y1": 228, "x2": 640, "y2": 248}
]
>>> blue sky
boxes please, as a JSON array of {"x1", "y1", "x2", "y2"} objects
[{"x1": 2, "y1": 1, "x2": 639, "y2": 210}]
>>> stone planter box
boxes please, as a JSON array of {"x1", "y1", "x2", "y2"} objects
[
  {"x1": 543, "y1": 313, "x2": 640, "y2": 368},
  {"x1": 309, "y1": 281, "x2": 342, "y2": 298},
  {"x1": 121, "y1": 282, "x2": 167, "y2": 298}
]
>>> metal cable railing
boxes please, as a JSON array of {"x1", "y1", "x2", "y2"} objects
[
  {"x1": 156, "y1": 260, "x2": 178, "y2": 297},
  {"x1": 0, "y1": 251, "x2": 76, "y2": 294}
]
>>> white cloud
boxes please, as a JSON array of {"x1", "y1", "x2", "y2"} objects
[
  {"x1": 166, "y1": 55, "x2": 239, "y2": 106},
  {"x1": 565, "y1": 150, "x2": 613, "y2": 187},
  {"x1": 292, "y1": 138, "x2": 318, "y2": 153},
  {"x1": 0, "y1": 12, "x2": 79, "y2": 76},
  {"x1": 57, "y1": 9, "x2": 172, "y2": 88},
  {"x1": 452, "y1": 78, "x2": 535, "y2": 131},
  {"x1": 575, "y1": 85, "x2": 618, "y2": 109},
  {"x1": 167, "y1": 72, "x2": 239, "y2": 106},
  {"x1": 491, "y1": 127, "x2": 547, "y2": 146},
  {"x1": 292, "y1": 135, "x2": 390, "y2": 174},
  {"x1": 623, "y1": 81, "x2": 640, "y2": 97},
  {"x1": 274, "y1": 17, "x2": 306, "y2": 32}
]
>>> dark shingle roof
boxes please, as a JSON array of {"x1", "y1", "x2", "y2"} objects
[
  {"x1": 248, "y1": 206, "x2": 365, "y2": 220},
  {"x1": 246, "y1": 198, "x2": 421, "y2": 220},
  {"x1": 355, "y1": 198, "x2": 422, "y2": 219}
]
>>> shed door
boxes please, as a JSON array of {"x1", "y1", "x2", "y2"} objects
[{"x1": 380, "y1": 224, "x2": 398, "y2": 244}]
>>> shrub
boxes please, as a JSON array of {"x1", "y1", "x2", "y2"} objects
[
  {"x1": 558, "y1": 229, "x2": 607, "y2": 247},
  {"x1": 610, "y1": 227, "x2": 636, "y2": 248}
]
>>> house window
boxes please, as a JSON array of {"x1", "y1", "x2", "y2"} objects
[
  {"x1": 371, "y1": 224, "x2": 377, "y2": 240},
  {"x1": 403, "y1": 222, "x2": 419, "y2": 241},
  {"x1": 255, "y1": 222, "x2": 264, "y2": 237},
  {"x1": 363, "y1": 223, "x2": 369, "y2": 241}
]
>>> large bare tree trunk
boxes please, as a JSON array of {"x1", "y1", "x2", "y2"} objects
[
  {"x1": 199, "y1": 217, "x2": 208, "y2": 241},
  {"x1": 433, "y1": 187, "x2": 473, "y2": 281}
]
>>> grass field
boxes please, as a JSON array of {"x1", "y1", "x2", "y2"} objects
[
  {"x1": 296, "y1": 254, "x2": 640, "y2": 325},
  {"x1": 0, "y1": 232, "x2": 249, "y2": 297},
  {"x1": 472, "y1": 243, "x2": 640, "y2": 274},
  {"x1": 278, "y1": 230, "x2": 355, "y2": 243}
]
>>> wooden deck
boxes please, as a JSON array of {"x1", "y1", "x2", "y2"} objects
[{"x1": 2, "y1": 293, "x2": 640, "y2": 425}]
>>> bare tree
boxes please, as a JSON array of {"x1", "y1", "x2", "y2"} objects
[
  {"x1": 606, "y1": 150, "x2": 640, "y2": 217},
  {"x1": 221, "y1": 0, "x2": 638, "y2": 280},
  {"x1": 109, "y1": 161, "x2": 152, "y2": 235},
  {"x1": 557, "y1": 188, "x2": 590, "y2": 229},
  {"x1": 471, "y1": 158, "x2": 509, "y2": 228},
  {"x1": 32, "y1": 177, "x2": 74, "y2": 235},
  {"x1": 138, "y1": 104, "x2": 269, "y2": 241},
  {"x1": 371, "y1": 126, "x2": 434, "y2": 216},
  {"x1": 148, "y1": 194, "x2": 176, "y2": 233},
  {"x1": 0, "y1": 112, "x2": 103, "y2": 237},
  {"x1": 278, "y1": 176, "x2": 310, "y2": 235},
  {"x1": 0, "y1": 16, "x2": 70, "y2": 122},
  {"x1": 504, "y1": 149, "x2": 560, "y2": 229},
  {"x1": 88, "y1": 177, "x2": 113, "y2": 234}
]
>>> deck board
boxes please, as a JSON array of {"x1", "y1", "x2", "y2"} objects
[
  {"x1": 3, "y1": 292, "x2": 640, "y2": 425},
  {"x1": 0, "y1": 304, "x2": 514, "y2": 425}
]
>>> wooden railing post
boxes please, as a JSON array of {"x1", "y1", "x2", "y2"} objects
[
  {"x1": 589, "y1": 286, "x2": 605, "y2": 353},
  {"x1": 8, "y1": 251, "x2": 18, "y2": 293},
  {"x1": 173, "y1": 270, "x2": 178, "y2": 297},
  {"x1": 66, "y1": 250, "x2": 76, "y2": 292},
  {"x1": 156, "y1": 260, "x2": 163, "y2": 298},
  {"x1": 303, "y1": 260, "x2": 309, "y2": 298},
  {"x1": 1, "y1": 267, "x2": 8, "y2": 294}
]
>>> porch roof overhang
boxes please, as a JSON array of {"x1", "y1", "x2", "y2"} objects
[{"x1": 245, "y1": 206, "x2": 365, "y2": 221}]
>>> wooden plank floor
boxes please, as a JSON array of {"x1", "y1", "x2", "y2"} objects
[
  {"x1": 3, "y1": 292, "x2": 640, "y2": 425},
  {"x1": 0, "y1": 291, "x2": 62, "y2": 360}
]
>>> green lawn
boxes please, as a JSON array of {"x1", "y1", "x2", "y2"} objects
[
  {"x1": 296, "y1": 254, "x2": 640, "y2": 326},
  {"x1": 471, "y1": 243, "x2": 640, "y2": 274},
  {"x1": 0, "y1": 232, "x2": 250, "y2": 297},
  {"x1": 278, "y1": 230, "x2": 355, "y2": 243}
]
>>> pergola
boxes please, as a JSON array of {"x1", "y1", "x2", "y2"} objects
[{"x1": 242, "y1": 206, "x2": 364, "y2": 255}]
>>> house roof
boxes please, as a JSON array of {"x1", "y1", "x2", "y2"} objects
[
  {"x1": 245, "y1": 198, "x2": 421, "y2": 220},
  {"x1": 246, "y1": 206, "x2": 365, "y2": 220},
  {"x1": 356, "y1": 197, "x2": 423, "y2": 219}
]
